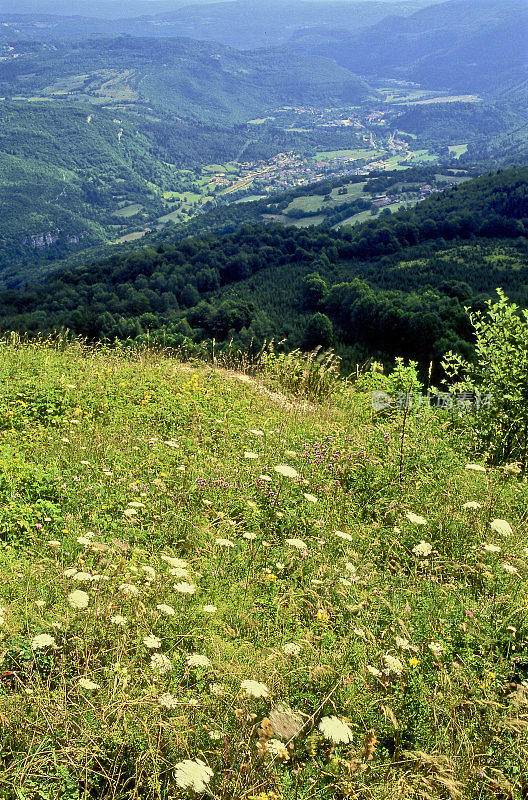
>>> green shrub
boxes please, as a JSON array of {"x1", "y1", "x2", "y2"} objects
[{"x1": 442, "y1": 289, "x2": 528, "y2": 470}]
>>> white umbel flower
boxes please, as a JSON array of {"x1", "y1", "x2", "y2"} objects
[
  {"x1": 302, "y1": 493, "x2": 318, "y2": 503},
  {"x1": 318, "y1": 715, "x2": 353, "y2": 744},
  {"x1": 215, "y1": 538, "x2": 235, "y2": 548},
  {"x1": 174, "y1": 759, "x2": 213, "y2": 793},
  {"x1": 174, "y1": 581, "x2": 196, "y2": 594},
  {"x1": 159, "y1": 692, "x2": 178, "y2": 709},
  {"x1": 143, "y1": 634, "x2": 161, "y2": 649},
  {"x1": 150, "y1": 653, "x2": 172, "y2": 674},
  {"x1": 335, "y1": 530, "x2": 353, "y2": 542},
  {"x1": 285, "y1": 538, "x2": 307, "y2": 550},
  {"x1": 383, "y1": 654, "x2": 404, "y2": 675},
  {"x1": 73, "y1": 572, "x2": 92, "y2": 582},
  {"x1": 428, "y1": 642, "x2": 445, "y2": 658},
  {"x1": 274, "y1": 464, "x2": 298, "y2": 479},
  {"x1": 161, "y1": 556, "x2": 188, "y2": 569},
  {"x1": 241, "y1": 679, "x2": 269, "y2": 698},
  {"x1": 169, "y1": 567, "x2": 190, "y2": 579},
  {"x1": 282, "y1": 642, "x2": 301, "y2": 656},
  {"x1": 406, "y1": 512, "x2": 427, "y2": 525},
  {"x1": 463, "y1": 501, "x2": 482, "y2": 510},
  {"x1": 67, "y1": 590, "x2": 89, "y2": 609},
  {"x1": 490, "y1": 519, "x2": 513, "y2": 537},
  {"x1": 119, "y1": 583, "x2": 140, "y2": 597},
  {"x1": 156, "y1": 604, "x2": 175, "y2": 616},
  {"x1": 186, "y1": 653, "x2": 212, "y2": 668},
  {"x1": 31, "y1": 633, "x2": 56, "y2": 650},
  {"x1": 78, "y1": 678, "x2": 100, "y2": 690},
  {"x1": 110, "y1": 614, "x2": 127, "y2": 626},
  {"x1": 465, "y1": 463, "x2": 487, "y2": 472},
  {"x1": 412, "y1": 541, "x2": 433, "y2": 557}
]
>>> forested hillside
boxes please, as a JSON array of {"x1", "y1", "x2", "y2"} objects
[
  {"x1": 291, "y1": 0, "x2": 527, "y2": 98},
  {"x1": 0, "y1": 37, "x2": 372, "y2": 122},
  {"x1": 0, "y1": 0, "x2": 427, "y2": 48},
  {"x1": 2, "y1": 168, "x2": 527, "y2": 373}
]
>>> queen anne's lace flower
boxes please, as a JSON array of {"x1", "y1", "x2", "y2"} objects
[
  {"x1": 383, "y1": 654, "x2": 404, "y2": 675},
  {"x1": 31, "y1": 633, "x2": 56, "y2": 650},
  {"x1": 174, "y1": 759, "x2": 214, "y2": 793},
  {"x1": 186, "y1": 653, "x2": 212, "y2": 668},
  {"x1": 78, "y1": 678, "x2": 100, "y2": 690},
  {"x1": 161, "y1": 556, "x2": 188, "y2": 569},
  {"x1": 428, "y1": 642, "x2": 445, "y2": 658},
  {"x1": 169, "y1": 567, "x2": 189, "y2": 579},
  {"x1": 335, "y1": 530, "x2": 353, "y2": 542},
  {"x1": 174, "y1": 581, "x2": 196, "y2": 594},
  {"x1": 318, "y1": 715, "x2": 353, "y2": 744},
  {"x1": 156, "y1": 604, "x2": 175, "y2": 616},
  {"x1": 241, "y1": 679, "x2": 269, "y2": 698},
  {"x1": 285, "y1": 538, "x2": 307, "y2": 550},
  {"x1": 491, "y1": 519, "x2": 513, "y2": 537},
  {"x1": 406, "y1": 512, "x2": 427, "y2": 525},
  {"x1": 412, "y1": 541, "x2": 433, "y2": 557},
  {"x1": 302, "y1": 493, "x2": 317, "y2": 503},
  {"x1": 110, "y1": 614, "x2": 127, "y2": 626},
  {"x1": 150, "y1": 653, "x2": 172, "y2": 674},
  {"x1": 119, "y1": 583, "x2": 140, "y2": 597},
  {"x1": 274, "y1": 464, "x2": 298, "y2": 479},
  {"x1": 463, "y1": 501, "x2": 482, "y2": 510},
  {"x1": 282, "y1": 642, "x2": 301, "y2": 656},
  {"x1": 73, "y1": 572, "x2": 92, "y2": 582},
  {"x1": 482, "y1": 543, "x2": 501, "y2": 553},
  {"x1": 67, "y1": 590, "x2": 89, "y2": 609},
  {"x1": 143, "y1": 634, "x2": 161, "y2": 649},
  {"x1": 159, "y1": 692, "x2": 178, "y2": 709}
]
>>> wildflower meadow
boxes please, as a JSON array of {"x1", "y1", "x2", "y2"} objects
[{"x1": 0, "y1": 335, "x2": 526, "y2": 799}]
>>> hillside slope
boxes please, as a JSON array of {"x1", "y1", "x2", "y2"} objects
[
  {"x1": 291, "y1": 0, "x2": 528, "y2": 97},
  {"x1": 0, "y1": 340, "x2": 527, "y2": 799},
  {"x1": 0, "y1": 1, "x2": 427, "y2": 48},
  {"x1": 2, "y1": 167, "x2": 527, "y2": 369},
  {"x1": 0, "y1": 36, "x2": 373, "y2": 122}
]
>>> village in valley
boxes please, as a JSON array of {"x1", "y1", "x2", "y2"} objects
[{"x1": 115, "y1": 97, "x2": 470, "y2": 242}]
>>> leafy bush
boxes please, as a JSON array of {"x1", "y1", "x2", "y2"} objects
[{"x1": 443, "y1": 289, "x2": 528, "y2": 470}]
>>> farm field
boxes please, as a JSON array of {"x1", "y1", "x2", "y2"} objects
[
  {"x1": 449, "y1": 144, "x2": 469, "y2": 158},
  {"x1": 112, "y1": 203, "x2": 144, "y2": 218}
]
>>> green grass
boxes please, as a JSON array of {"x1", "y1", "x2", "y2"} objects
[
  {"x1": 285, "y1": 195, "x2": 324, "y2": 214},
  {"x1": 114, "y1": 229, "x2": 149, "y2": 243},
  {"x1": 0, "y1": 339, "x2": 526, "y2": 799},
  {"x1": 112, "y1": 203, "x2": 144, "y2": 219},
  {"x1": 449, "y1": 144, "x2": 469, "y2": 158},
  {"x1": 314, "y1": 148, "x2": 380, "y2": 161}
]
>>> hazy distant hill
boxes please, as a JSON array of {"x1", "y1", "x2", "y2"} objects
[
  {"x1": 290, "y1": 0, "x2": 528, "y2": 97},
  {"x1": 0, "y1": 36, "x2": 373, "y2": 122},
  {"x1": 0, "y1": 0, "x2": 428, "y2": 48}
]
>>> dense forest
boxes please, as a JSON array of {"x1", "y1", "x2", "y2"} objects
[{"x1": 1, "y1": 167, "x2": 526, "y2": 372}]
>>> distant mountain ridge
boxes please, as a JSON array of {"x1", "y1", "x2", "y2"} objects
[
  {"x1": 290, "y1": 0, "x2": 528, "y2": 97},
  {"x1": 0, "y1": 36, "x2": 373, "y2": 122},
  {"x1": 0, "y1": 0, "x2": 429, "y2": 48}
]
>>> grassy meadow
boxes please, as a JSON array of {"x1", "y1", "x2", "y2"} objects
[{"x1": 0, "y1": 339, "x2": 527, "y2": 799}]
